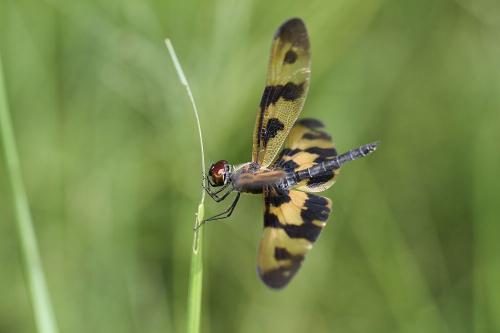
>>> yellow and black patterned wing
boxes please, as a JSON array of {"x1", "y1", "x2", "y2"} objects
[
  {"x1": 274, "y1": 118, "x2": 339, "y2": 192},
  {"x1": 257, "y1": 187, "x2": 332, "y2": 289},
  {"x1": 252, "y1": 18, "x2": 311, "y2": 168}
]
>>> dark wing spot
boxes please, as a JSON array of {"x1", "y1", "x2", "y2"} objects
[
  {"x1": 260, "y1": 83, "x2": 305, "y2": 110},
  {"x1": 277, "y1": 147, "x2": 301, "y2": 159},
  {"x1": 281, "y1": 82, "x2": 304, "y2": 101},
  {"x1": 284, "y1": 50, "x2": 298, "y2": 64},
  {"x1": 264, "y1": 211, "x2": 281, "y2": 228},
  {"x1": 264, "y1": 194, "x2": 326, "y2": 242},
  {"x1": 288, "y1": 148, "x2": 302, "y2": 155},
  {"x1": 274, "y1": 148, "x2": 303, "y2": 169},
  {"x1": 257, "y1": 85, "x2": 282, "y2": 147},
  {"x1": 274, "y1": 247, "x2": 291, "y2": 260},
  {"x1": 264, "y1": 192, "x2": 330, "y2": 242},
  {"x1": 305, "y1": 147, "x2": 338, "y2": 158},
  {"x1": 259, "y1": 259, "x2": 303, "y2": 289},
  {"x1": 266, "y1": 190, "x2": 291, "y2": 207},
  {"x1": 263, "y1": 118, "x2": 285, "y2": 146},
  {"x1": 278, "y1": 148, "x2": 292, "y2": 157},
  {"x1": 297, "y1": 118, "x2": 324, "y2": 129},
  {"x1": 313, "y1": 153, "x2": 337, "y2": 164},
  {"x1": 274, "y1": 18, "x2": 310, "y2": 50},
  {"x1": 259, "y1": 86, "x2": 277, "y2": 109},
  {"x1": 305, "y1": 193, "x2": 329, "y2": 207},
  {"x1": 283, "y1": 223, "x2": 323, "y2": 242},
  {"x1": 282, "y1": 159, "x2": 299, "y2": 171},
  {"x1": 301, "y1": 194, "x2": 331, "y2": 224},
  {"x1": 274, "y1": 247, "x2": 303, "y2": 261},
  {"x1": 302, "y1": 131, "x2": 332, "y2": 141},
  {"x1": 274, "y1": 148, "x2": 291, "y2": 167}
]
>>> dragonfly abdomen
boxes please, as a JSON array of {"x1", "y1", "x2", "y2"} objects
[{"x1": 296, "y1": 141, "x2": 379, "y2": 183}]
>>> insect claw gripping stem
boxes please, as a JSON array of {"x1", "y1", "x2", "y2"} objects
[
  {"x1": 193, "y1": 220, "x2": 203, "y2": 231},
  {"x1": 201, "y1": 192, "x2": 241, "y2": 225}
]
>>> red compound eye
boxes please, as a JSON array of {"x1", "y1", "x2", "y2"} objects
[{"x1": 208, "y1": 160, "x2": 228, "y2": 186}]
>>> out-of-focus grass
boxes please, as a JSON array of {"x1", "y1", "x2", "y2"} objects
[{"x1": 1, "y1": 0, "x2": 500, "y2": 333}]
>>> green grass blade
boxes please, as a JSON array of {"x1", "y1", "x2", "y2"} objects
[
  {"x1": 187, "y1": 204, "x2": 204, "y2": 333},
  {"x1": 165, "y1": 39, "x2": 205, "y2": 333},
  {"x1": 0, "y1": 53, "x2": 59, "y2": 333}
]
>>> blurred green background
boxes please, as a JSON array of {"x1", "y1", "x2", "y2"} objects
[{"x1": 1, "y1": 0, "x2": 500, "y2": 332}]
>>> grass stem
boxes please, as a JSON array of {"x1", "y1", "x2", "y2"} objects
[
  {"x1": 0, "y1": 52, "x2": 59, "y2": 333},
  {"x1": 165, "y1": 39, "x2": 205, "y2": 333}
]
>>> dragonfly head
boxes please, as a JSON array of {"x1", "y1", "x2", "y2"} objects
[{"x1": 208, "y1": 160, "x2": 230, "y2": 186}]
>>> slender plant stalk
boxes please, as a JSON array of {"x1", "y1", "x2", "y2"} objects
[
  {"x1": 165, "y1": 39, "x2": 205, "y2": 333},
  {"x1": 0, "y1": 53, "x2": 59, "y2": 333}
]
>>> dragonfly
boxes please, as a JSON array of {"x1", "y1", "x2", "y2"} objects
[{"x1": 202, "y1": 18, "x2": 378, "y2": 289}]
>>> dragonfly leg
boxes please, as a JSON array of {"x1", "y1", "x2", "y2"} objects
[
  {"x1": 197, "y1": 192, "x2": 241, "y2": 228},
  {"x1": 211, "y1": 183, "x2": 230, "y2": 196},
  {"x1": 218, "y1": 187, "x2": 234, "y2": 202},
  {"x1": 207, "y1": 186, "x2": 233, "y2": 202},
  {"x1": 203, "y1": 177, "x2": 234, "y2": 202}
]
